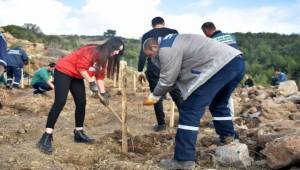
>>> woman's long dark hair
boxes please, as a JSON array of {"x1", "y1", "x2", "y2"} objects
[{"x1": 93, "y1": 38, "x2": 125, "y2": 80}]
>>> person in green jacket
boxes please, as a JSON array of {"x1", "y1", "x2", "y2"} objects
[{"x1": 31, "y1": 63, "x2": 55, "y2": 94}]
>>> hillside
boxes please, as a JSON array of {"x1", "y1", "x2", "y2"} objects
[
  {"x1": 5, "y1": 24, "x2": 300, "y2": 87},
  {"x1": 236, "y1": 32, "x2": 300, "y2": 85}
]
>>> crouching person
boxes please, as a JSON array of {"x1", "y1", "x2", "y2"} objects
[
  {"x1": 143, "y1": 34, "x2": 245, "y2": 169},
  {"x1": 6, "y1": 46, "x2": 28, "y2": 89},
  {"x1": 37, "y1": 38, "x2": 125, "y2": 154},
  {"x1": 31, "y1": 63, "x2": 55, "y2": 95}
]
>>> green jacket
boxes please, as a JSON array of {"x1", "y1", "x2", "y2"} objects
[{"x1": 31, "y1": 67, "x2": 52, "y2": 85}]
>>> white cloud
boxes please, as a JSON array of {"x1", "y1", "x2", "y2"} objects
[
  {"x1": 0, "y1": 0, "x2": 74, "y2": 34},
  {"x1": 78, "y1": 0, "x2": 162, "y2": 38},
  {"x1": 0, "y1": 0, "x2": 299, "y2": 38}
]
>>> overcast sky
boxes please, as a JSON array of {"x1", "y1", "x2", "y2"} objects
[{"x1": 0, "y1": 0, "x2": 299, "y2": 38}]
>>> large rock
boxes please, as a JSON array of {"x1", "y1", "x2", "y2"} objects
[
  {"x1": 215, "y1": 142, "x2": 253, "y2": 169},
  {"x1": 257, "y1": 120, "x2": 300, "y2": 146},
  {"x1": 277, "y1": 80, "x2": 298, "y2": 97},
  {"x1": 261, "y1": 135, "x2": 300, "y2": 169},
  {"x1": 287, "y1": 95, "x2": 300, "y2": 104},
  {"x1": 259, "y1": 99, "x2": 297, "y2": 122}
]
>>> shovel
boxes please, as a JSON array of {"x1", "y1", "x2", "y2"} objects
[{"x1": 96, "y1": 92, "x2": 132, "y2": 135}]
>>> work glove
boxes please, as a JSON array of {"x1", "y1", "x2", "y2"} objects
[
  {"x1": 89, "y1": 81, "x2": 98, "y2": 93},
  {"x1": 143, "y1": 93, "x2": 161, "y2": 106},
  {"x1": 99, "y1": 92, "x2": 109, "y2": 106},
  {"x1": 137, "y1": 72, "x2": 147, "y2": 84}
]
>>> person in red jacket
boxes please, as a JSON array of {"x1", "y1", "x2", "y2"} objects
[{"x1": 37, "y1": 38, "x2": 125, "y2": 154}]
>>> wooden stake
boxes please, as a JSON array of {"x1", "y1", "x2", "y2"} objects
[
  {"x1": 169, "y1": 101, "x2": 175, "y2": 127},
  {"x1": 121, "y1": 65, "x2": 128, "y2": 153},
  {"x1": 27, "y1": 58, "x2": 31, "y2": 86},
  {"x1": 118, "y1": 70, "x2": 122, "y2": 91},
  {"x1": 133, "y1": 73, "x2": 136, "y2": 92},
  {"x1": 113, "y1": 72, "x2": 117, "y2": 87},
  {"x1": 20, "y1": 68, "x2": 24, "y2": 88}
]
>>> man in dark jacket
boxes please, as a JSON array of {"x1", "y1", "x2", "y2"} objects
[
  {"x1": 6, "y1": 46, "x2": 28, "y2": 89},
  {"x1": 137, "y1": 17, "x2": 183, "y2": 132}
]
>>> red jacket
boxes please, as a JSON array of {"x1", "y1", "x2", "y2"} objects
[{"x1": 55, "y1": 45, "x2": 105, "y2": 80}]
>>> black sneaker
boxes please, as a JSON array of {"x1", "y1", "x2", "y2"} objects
[
  {"x1": 74, "y1": 130, "x2": 95, "y2": 144},
  {"x1": 159, "y1": 159, "x2": 195, "y2": 169},
  {"x1": 37, "y1": 132, "x2": 53, "y2": 154},
  {"x1": 6, "y1": 84, "x2": 11, "y2": 89},
  {"x1": 153, "y1": 124, "x2": 166, "y2": 132}
]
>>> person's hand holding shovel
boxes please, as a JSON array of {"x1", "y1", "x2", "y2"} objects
[{"x1": 99, "y1": 92, "x2": 109, "y2": 106}]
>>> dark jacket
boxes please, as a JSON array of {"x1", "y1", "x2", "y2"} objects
[
  {"x1": 0, "y1": 32, "x2": 7, "y2": 66},
  {"x1": 138, "y1": 27, "x2": 178, "y2": 76},
  {"x1": 6, "y1": 47, "x2": 28, "y2": 68}
]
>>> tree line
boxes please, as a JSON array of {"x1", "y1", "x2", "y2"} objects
[
  {"x1": 236, "y1": 32, "x2": 300, "y2": 86},
  {"x1": 2, "y1": 24, "x2": 300, "y2": 85},
  {"x1": 3, "y1": 24, "x2": 81, "y2": 50}
]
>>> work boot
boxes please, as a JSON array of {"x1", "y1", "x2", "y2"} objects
[
  {"x1": 218, "y1": 131, "x2": 239, "y2": 145},
  {"x1": 6, "y1": 84, "x2": 11, "y2": 89},
  {"x1": 74, "y1": 129, "x2": 95, "y2": 144},
  {"x1": 159, "y1": 159, "x2": 195, "y2": 169},
  {"x1": 219, "y1": 135, "x2": 239, "y2": 145},
  {"x1": 153, "y1": 124, "x2": 166, "y2": 132},
  {"x1": 37, "y1": 132, "x2": 53, "y2": 154}
]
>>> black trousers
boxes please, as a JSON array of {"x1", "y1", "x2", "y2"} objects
[
  {"x1": 146, "y1": 63, "x2": 183, "y2": 125},
  {"x1": 46, "y1": 70, "x2": 86, "y2": 128},
  {"x1": 32, "y1": 82, "x2": 53, "y2": 94}
]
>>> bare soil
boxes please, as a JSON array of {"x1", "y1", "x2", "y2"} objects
[{"x1": 0, "y1": 78, "x2": 298, "y2": 169}]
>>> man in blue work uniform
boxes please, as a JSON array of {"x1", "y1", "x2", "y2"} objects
[
  {"x1": 6, "y1": 46, "x2": 28, "y2": 89},
  {"x1": 202, "y1": 21, "x2": 240, "y2": 122},
  {"x1": 137, "y1": 17, "x2": 183, "y2": 132},
  {"x1": 0, "y1": 27, "x2": 7, "y2": 76},
  {"x1": 143, "y1": 34, "x2": 244, "y2": 169},
  {"x1": 0, "y1": 27, "x2": 7, "y2": 109}
]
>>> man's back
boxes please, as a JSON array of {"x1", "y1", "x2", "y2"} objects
[
  {"x1": 155, "y1": 34, "x2": 242, "y2": 99},
  {"x1": 6, "y1": 48, "x2": 28, "y2": 68},
  {"x1": 211, "y1": 31, "x2": 239, "y2": 49}
]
